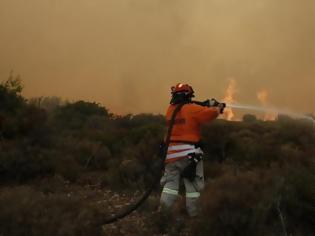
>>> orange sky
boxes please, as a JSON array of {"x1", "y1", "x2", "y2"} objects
[{"x1": 0, "y1": 0, "x2": 314, "y2": 115}]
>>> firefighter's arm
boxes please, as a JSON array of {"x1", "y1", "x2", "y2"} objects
[{"x1": 192, "y1": 105, "x2": 220, "y2": 124}]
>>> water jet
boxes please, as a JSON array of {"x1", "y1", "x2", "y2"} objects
[{"x1": 226, "y1": 103, "x2": 315, "y2": 124}]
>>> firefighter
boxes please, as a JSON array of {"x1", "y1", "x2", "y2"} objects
[{"x1": 160, "y1": 83, "x2": 225, "y2": 217}]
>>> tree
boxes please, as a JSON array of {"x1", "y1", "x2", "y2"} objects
[
  {"x1": 2, "y1": 71, "x2": 23, "y2": 94},
  {"x1": 53, "y1": 101, "x2": 110, "y2": 130},
  {"x1": 0, "y1": 73, "x2": 25, "y2": 114}
]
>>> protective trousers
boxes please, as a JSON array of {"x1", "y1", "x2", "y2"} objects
[{"x1": 160, "y1": 158, "x2": 204, "y2": 217}]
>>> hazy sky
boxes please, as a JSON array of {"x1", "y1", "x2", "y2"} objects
[{"x1": 1, "y1": 0, "x2": 314, "y2": 115}]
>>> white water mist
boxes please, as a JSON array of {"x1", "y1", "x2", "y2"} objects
[{"x1": 227, "y1": 103, "x2": 315, "y2": 123}]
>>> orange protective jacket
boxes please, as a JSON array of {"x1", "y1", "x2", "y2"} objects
[{"x1": 166, "y1": 103, "x2": 219, "y2": 143}]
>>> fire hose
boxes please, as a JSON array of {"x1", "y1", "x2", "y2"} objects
[{"x1": 97, "y1": 99, "x2": 224, "y2": 225}]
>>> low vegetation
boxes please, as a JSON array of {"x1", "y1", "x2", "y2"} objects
[{"x1": 0, "y1": 76, "x2": 314, "y2": 235}]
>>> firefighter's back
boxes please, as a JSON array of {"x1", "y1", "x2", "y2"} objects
[{"x1": 166, "y1": 103, "x2": 219, "y2": 143}]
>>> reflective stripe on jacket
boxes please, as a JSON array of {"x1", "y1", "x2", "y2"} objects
[{"x1": 165, "y1": 143, "x2": 203, "y2": 163}]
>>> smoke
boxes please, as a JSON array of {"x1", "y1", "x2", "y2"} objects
[
  {"x1": 257, "y1": 90, "x2": 277, "y2": 121},
  {"x1": 0, "y1": 0, "x2": 315, "y2": 114}
]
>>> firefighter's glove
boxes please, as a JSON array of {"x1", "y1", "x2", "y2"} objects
[
  {"x1": 200, "y1": 99, "x2": 211, "y2": 107},
  {"x1": 209, "y1": 98, "x2": 220, "y2": 107},
  {"x1": 218, "y1": 103, "x2": 226, "y2": 114},
  {"x1": 208, "y1": 99, "x2": 226, "y2": 114}
]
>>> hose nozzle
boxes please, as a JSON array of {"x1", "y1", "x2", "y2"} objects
[
  {"x1": 192, "y1": 99, "x2": 226, "y2": 113},
  {"x1": 209, "y1": 98, "x2": 226, "y2": 114}
]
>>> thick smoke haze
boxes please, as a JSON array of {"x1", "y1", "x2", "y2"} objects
[{"x1": 1, "y1": 0, "x2": 315, "y2": 115}]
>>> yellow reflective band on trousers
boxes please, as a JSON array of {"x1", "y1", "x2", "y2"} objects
[
  {"x1": 186, "y1": 192, "x2": 200, "y2": 198},
  {"x1": 162, "y1": 187, "x2": 179, "y2": 196}
]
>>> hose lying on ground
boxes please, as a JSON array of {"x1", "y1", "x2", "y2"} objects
[{"x1": 97, "y1": 103, "x2": 185, "y2": 225}]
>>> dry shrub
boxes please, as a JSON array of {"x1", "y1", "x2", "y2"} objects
[
  {"x1": 193, "y1": 168, "x2": 284, "y2": 236},
  {"x1": 54, "y1": 154, "x2": 83, "y2": 183},
  {"x1": 145, "y1": 195, "x2": 188, "y2": 235},
  {"x1": 0, "y1": 143, "x2": 54, "y2": 182},
  {"x1": 31, "y1": 175, "x2": 69, "y2": 195},
  {"x1": 147, "y1": 210, "x2": 174, "y2": 235},
  {"x1": 147, "y1": 207, "x2": 185, "y2": 235},
  {"x1": 203, "y1": 161, "x2": 237, "y2": 181},
  {"x1": 280, "y1": 155, "x2": 315, "y2": 235},
  {"x1": 0, "y1": 187, "x2": 103, "y2": 236},
  {"x1": 193, "y1": 150, "x2": 315, "y2": 236},
  {"x1": 99, "y1": 157, "x2": 125, "y2": 191},
  {"x1": 88, "y1": 146, "x2": 111, "y2": 170},
  {"x1": 119, "y1": 159, "x2": 146, "y2": 188}
]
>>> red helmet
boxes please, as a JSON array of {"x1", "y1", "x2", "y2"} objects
[{"x1": 171, "y1": 83, "x2": 194, "y2": 96}]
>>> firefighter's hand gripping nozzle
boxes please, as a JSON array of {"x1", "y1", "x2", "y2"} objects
[
  {"x1": 201, "y1": 98, "x2": 226, "y2": 114},
  {"x1": 211, "y1": 98, "x2": 226, "y2": 114}
]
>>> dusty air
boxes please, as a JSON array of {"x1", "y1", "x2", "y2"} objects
[{"x1": 0, "y1": 0, "x2": 314, "y2": 235}]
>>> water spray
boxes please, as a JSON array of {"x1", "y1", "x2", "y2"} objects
[{"x1": 226, "y1": 103, "x2": 315, "y2": 124}]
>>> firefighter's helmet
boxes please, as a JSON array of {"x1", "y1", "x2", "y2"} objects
[{"x1": 171, "y1": 83, "x2": 194, "y2": 96}]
